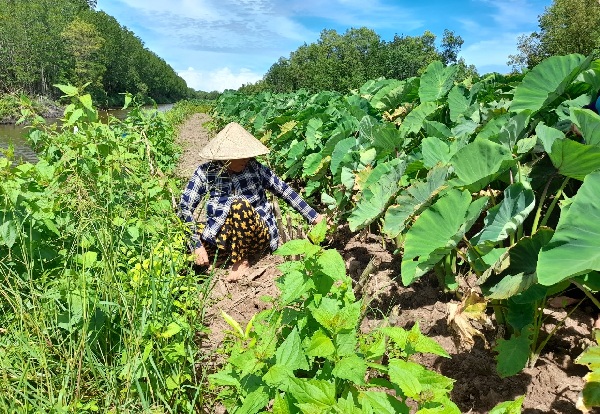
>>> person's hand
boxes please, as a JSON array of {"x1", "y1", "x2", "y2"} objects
[
  {"x1": 194, "y1": 246, "x2": 209, "y2": 266},
  {"x1": 314, "y1": 213, "x2": 332, "y2": 226}
]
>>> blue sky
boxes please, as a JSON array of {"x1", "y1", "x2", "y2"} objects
[{"x1": 95, "y1": 0, "x2": 552, "y2": 92}]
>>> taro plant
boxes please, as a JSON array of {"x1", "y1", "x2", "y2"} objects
[
  {"x1": 343, "y1": 55, "x2": 600, "y2": 377},
  {"x1": 213, "y1": 54, "x2": 600, "y2": 378},
  {"x1": 377, "y1": 54, "x2": 600, "y2": 377}
]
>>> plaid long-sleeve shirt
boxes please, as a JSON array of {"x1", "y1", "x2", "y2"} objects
[{"x1": 178, "y1": 159, "x2": 318, "y2": 251}]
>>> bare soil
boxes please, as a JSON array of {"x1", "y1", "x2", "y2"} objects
[{"x1": 176, "y1": 114, "x2": 595, "y2": 414}]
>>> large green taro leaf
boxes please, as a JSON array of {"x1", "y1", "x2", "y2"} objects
[
  {"x1": 470, "y1": 182, "x2": 535, "y2": 246},
  {"x1": 401, "y1": 189, "x2": 488, "y2": 285},
  {"x1": 537, "y1": 171, "x2": 600, "y2": 285},
  {"x1": 549, "y1": 138, "x2": 600, "y2": 181},
  {"x1": 535, "y1": 123, "x2": 565, "y2": 153},
  {"x1": 452, "y1": 120, "x2": 479, "y2": 139},
  {"x1": 496, "y1": 111, "x2": 532, "y2": 151},
  {"x1": 570, "y1": 108, "x2": 600, "y2": 147},
  {"x1": 305, "y1": 118, "x2": 323, "y2": 150},
  {"x1": 449, "y1": 140, "x2": 516, "y2": 192},
  {"x1": 478, "y1": 228, "x2": 554, "y2": 300},
  {"x1": 399, "y1": 101, "x2": 438, "y2": 141},
  {"x1": 383, "y1": 165, "x2": 449, "y2": 238},
  {"x1": 476, "y1": 114, "x2": 510, "y2": 141},
  {"x1": 360, "y1": 77, "x2": 388, "y2": 96},
  {"x1": 359, "y1": 115, "x2": 403, "y2": 153},
  {"x1": 330, "y1": 137, "x2": 357, "y2": 175},
  {"x1": 418, "y1": 61, "x2": 458, "y2": 103},
  {"x1": 495, "y1": 326, "x2": 533, "y2": 378},
  {"x1": 348, "y1": 159, "x2": 406, "y2": 231},
  {"x1": 448, "y1": 84, "x2": 471, "y2": 122},
  {"x1": 424, "y1": 120, "x2": 452, "y2": 139},
  {"x1": 369, "y1": 79, "x2": 406, "y2": 111},
  {"x1": 511, "y1": 54, "x2": 591, "y2": 114},
  {"x1": 422, "y1": 136, "x2": 454, "y2": 168}
]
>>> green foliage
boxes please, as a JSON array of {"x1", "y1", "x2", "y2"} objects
[
  {"x1": 511, "y1": 53, "x2": 591, "y2": 114},
  {"x1": 213, "y1": 54, "x2": 600, "y2": 380},
  {"x1": 0, "y1": 85, "x2": 205, "y2": 412},
  {"x1": 0, "y1": 0, "x2": 190, "y2": 105},
  {"x1": 210, "y1": 238, "x2": 459, "y2": 413},
  {"x1": 575, "y1": 330, "x2": 600, "y2": 412},
  {"x1": 261, "y1": 27, "x2": 474, "y2": 93},
  {"x1": 537, "y1": 171, "x2": 600, "y2": 285},
  {"x1": 0, "y1": 94, "x2": 22, "y2": 120},
  {"x1": 489, "y1": 396, "x2": 525, "y2": 414},
  {"x1": 509, "y1": 0, "x2": 600, "y2": 71},
  {"x1": 60, "y1": 17, "x2": 106, "y2": 101},
  {"x1": 165, "y1": 99, "x2": 216, "y2": 128}
]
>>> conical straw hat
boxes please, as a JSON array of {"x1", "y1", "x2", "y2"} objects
[{"x1": 199, "y1": 122, "x2": 270, "y2": 160}]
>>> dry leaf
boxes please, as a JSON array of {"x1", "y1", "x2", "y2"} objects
[
  {"x1": 548, "y1": 295, "x2": 579, "y2": 308},
  {"x1": 447, "y1": 290, "x2": 489, "y2": 350}
]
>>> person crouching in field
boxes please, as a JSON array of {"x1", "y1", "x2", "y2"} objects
[{"x1": 178, "y1": 122, "x2": 324, "y2": 282}]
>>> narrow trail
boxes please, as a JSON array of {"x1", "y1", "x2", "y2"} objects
[
  {"x1": 174, "y1": 112, "x2": 212, "y2": 179},
  {"x1": 174, "y1": 113, "x2": 285, "y2": 354}
]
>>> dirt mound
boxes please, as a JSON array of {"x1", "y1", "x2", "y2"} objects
[{"x1": 175, "y1": 114, "x2": 592, "y2": 413}]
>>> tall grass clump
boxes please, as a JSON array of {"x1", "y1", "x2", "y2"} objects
[{"x1": 0, "y1": 86, "x2": 209, "y2": 412}]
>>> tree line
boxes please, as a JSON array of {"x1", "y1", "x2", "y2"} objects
[
  {"x1": 239, "y1": 27, "x2": 477, "y2": 94},
  {"x1": 239, "y1": 0, "x2": 600, "y2": 95},
  {"x1": 0, "y1": 0, "x2": 193, "y2": 107},
  {"x1": 509, "y1": 0, "x2": 600, "y2": 71}
]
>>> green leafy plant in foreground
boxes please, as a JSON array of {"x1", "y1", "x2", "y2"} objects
[
  {"x1": 210, "y1": 221, "x2": 459, "y2": 413},
  {"x1": 575, "y1": 329, "x2": 600, "y2": 413},
  {"x1": 210, "y1": 221, "x2": 526, "y2": 413},
  {"x1": 0, "y1": 85, "x2": 207, "y2": 412}
]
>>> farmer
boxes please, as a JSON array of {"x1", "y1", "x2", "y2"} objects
[{"x1": 178, "y1": 122, "x2": 324, "y2": 281}]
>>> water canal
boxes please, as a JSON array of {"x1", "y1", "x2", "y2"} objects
[{"x1": 0, "y1": 104, "x2": 173, "y2": 163}]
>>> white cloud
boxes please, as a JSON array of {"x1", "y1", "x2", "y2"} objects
[
  {"x1": 460, "y1": 32, "x2": 528, "y2": 73},
  {"x1": 456, "y1": 18, "x2": 484, "y2": 35},
  {"x1": 119, "y1": 0, "x2": 222, "y2": 20},
  {"x1": 477, "y1": 0, "x2": 542, "y2": 30},
  {"x1": 112, "y1": 0, "x2": 308, "y2": 54},
  {"x1": 279, "y1": 0, "x2": 423, "y2": 33},
  {"x1": 178, "y1": 67, "x2": 263, "y2": 92}
]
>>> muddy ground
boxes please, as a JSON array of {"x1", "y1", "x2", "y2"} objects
[{"x1": 176, "y1": 114, "x2": 595, "y2": 413}]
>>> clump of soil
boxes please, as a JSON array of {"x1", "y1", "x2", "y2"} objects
[{"x1": 176, "y1": 114, "x2": 594, "y2": 414}]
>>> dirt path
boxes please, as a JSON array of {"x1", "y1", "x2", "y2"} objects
[
  {"x1": 175, "y1": 112, "x2": 212, "y2": 179},
  {"x1": 175, "y1": 114, "x2": 591, "y2": 414}
]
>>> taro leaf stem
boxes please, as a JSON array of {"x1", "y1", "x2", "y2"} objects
[
  {"x1": 461, "y1": 236, "x2": 482, "y2": 277},
  {"x1": 531, "y1": 176, "x2": 553, "y2": 234},
  {"x1": 539, "y1": 177, "x2": 570, "y2": 228},
  {"x1": 492, "y1": 299, "x2": 506, "y2": 328},
  {"x1": 572, "y1": 280, "x2": 600, "y2": 311},
  {"x1": 529, "y1": 297, "x2": 583, "y2": 368}
]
